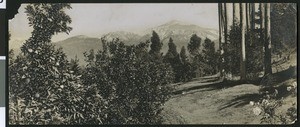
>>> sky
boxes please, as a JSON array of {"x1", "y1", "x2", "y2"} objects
[{"x1": 9, "y1": 3, "x2": 222, "y2": 42}]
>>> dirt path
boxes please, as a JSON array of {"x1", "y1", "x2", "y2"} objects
[
  {"x1": 162, "y1": 77, "x2": 262, "y2": 124},
  {"x1": 161, "y1": 52, "x2": 297, "y2": 124}
]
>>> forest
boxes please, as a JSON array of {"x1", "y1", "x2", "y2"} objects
[{"x1": 8, "y1": 3, "x2": 297, "y2": 124}]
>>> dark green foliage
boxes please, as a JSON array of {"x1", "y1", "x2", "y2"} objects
[
  {"x1": 21, "y1": 4, "x2": 72, "y2": 54},
  {"x1": 245, "y1": 30, "x2": 264, "y2": 79},
  {"x1": 149, "y1": 31, "x2": 163, "y2": 59},
  {"x1": 201, "y1": 38, "x2": 219, "y2": 75},
  {"x1": 223, "y1": 24, "x2": 241, "y2": 76},
  {"x1": 187, "y1": 34, "x2": 205, "y2": 78},
  {"x1": 8, "y1": 49, "x2": 14, "y2": 64},
  {"x1": 165, "y1": 38, "x2": 178, "y2": 57},
  {"x1": 224, "y1": 23, "x2": 263, "y2": 79},
  {"x1": 164, "y1": 38, "x2": 182, "y2": 82},
  {"x1": 8, "y1": 4, "x2": 91, "y2": 124},
  {"x1": 271, "y1": 3, "x2": 296, "y2": 54},
  {"x1": 180, "y1": 46, "x2": 188, "y2": 64},
  {"x1": 9, "y1": 43, "x2": 88, "y2": 124},
  {"x1": 81, "y1": 38, "x2": 174, "y2": 124},
  {"x1": 187, "y1": 34, "x2": 201, "y2": 56},
  {"x1": 179, "y1": 46, "x2": 193, "y2": 82},
  {"x1": 68, "y1": 55, "x2": 82, "y2": 76}
]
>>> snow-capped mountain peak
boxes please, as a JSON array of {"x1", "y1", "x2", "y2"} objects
[{"x1": 161, "y1": 20, "x2": 191, "y2": 26}]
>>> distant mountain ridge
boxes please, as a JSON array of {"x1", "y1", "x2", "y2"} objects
[
  {"x1": 102, "y1": 31, "x2": 142, "y2": 45},
  {"x1": 140, "y1": 20, "x2": 219, "y2": 54},
  {"x1": 10, "y1": 20, "x2": 219, "y2": 65}
]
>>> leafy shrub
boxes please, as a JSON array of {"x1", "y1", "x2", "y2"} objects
[
  {"x1": 81, "y1": 38, "x2": 174, "y2": 124},
  {"x1": 8, "y1": 3, "x2": 91, "y2": 124},
  {"x1": 9, "y1": 43, "x2": 89, "y2": 124},
  {"x1": 250, "y1": 77, "x2": 297, "y2": 124}
]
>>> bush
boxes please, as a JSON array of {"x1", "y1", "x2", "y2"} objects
[
  {"x1": 9, "y1": 43, "x2": 89, "y2": 124},
  {"x1": 249, "y1": 77, "x2": 297, "y2": 124},
  {"x1": 81, "y1": 39, "x2": 174, "y2": 124}
]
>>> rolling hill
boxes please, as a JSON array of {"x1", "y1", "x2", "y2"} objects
[{"x1": 54, "y1": 35, "x2": 103, "y2": 65}]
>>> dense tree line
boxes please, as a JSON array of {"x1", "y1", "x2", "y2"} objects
[{"x1": 219, "y1": 3, "x2": 295, "y2": 80}]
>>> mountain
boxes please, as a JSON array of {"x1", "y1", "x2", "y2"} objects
[
  {"x1": 102, "y1": 31, "x2": 142, "y2": 45},
  {"x1": 140, "y1": 20, "x2": 219, "y2": 53},
  {"x1": 9, "y1": 36, "x2": 103, "y2": 65},
  {"x1": 10, "y1": 20, "x2": 219, "y2": 66},
  {"x1": 54, "y1": 35, "x2": 103, "y2": 65}
]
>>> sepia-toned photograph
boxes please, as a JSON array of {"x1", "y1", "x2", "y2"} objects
[{"x1": 8, "y1": 3, "x2": 297, "y2": 124}]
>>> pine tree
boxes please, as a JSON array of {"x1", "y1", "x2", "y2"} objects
[
  {"x1": 180, "y1": 46, "x2": 188, "y2": 64},
  {"x1": 164, "y1": 37, "x2": 181, "y2": 82},
  {"x1": 179, "y1": 46, "x2": 193, "y2": 82},
  {"x1": 188, "y1": 34, "x2": 203, "y2": 77},
  {"x1": 149, "y1": 31, "x2": 163, "y2": 58},
  {"x1": 167, "y1": 38, "x2": 178, "y2": 56},
  {"x1": 201, "y1": 38, "x2": 219, "y2": 75},
  {"x1": 187, "y1": 34, "x2": 201, "y2": 56},
  {"x1": 271, "y1": 3, "x2": 296, "y2": 52}
]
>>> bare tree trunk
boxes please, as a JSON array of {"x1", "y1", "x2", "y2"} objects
[
  {"x1": 240, "y1": 3, "x2": 246, "y2": 80},
  {"x1": 248, "y1": 3, "x2": 254, "y2": 46},
  {"x1": 218, "y1": 3, "x2": 223, "y2": 77},
  {"x1": 223, "y1": 3, "x2": 229, "y2": 78},
  {"x1": 264, "y1": 3, "x2": 272, "y2": 75},
  {"x1": 246, "y1": 3, "x2": 249, "y2": 30},
  {"x1": 233, "y1": 3, "x2": 236, "y2": 25},
  {"x1": 260, "y1": 3, "x2": 265, "y2": 35},
  {"x1": 219, "y1": 3, "x2": 222, "y2": 46},
  {"x1": 251, "y1": 3, "x2": 255, "y2": 30},
  {"x1": 233, "y1": 3, "x2": 239, "y2": 24},
  {"x1": 224, "y1": 3, "x2": 228, "y2": 45},
  {"x1": 232, "y1": 3, "x2": 239, "y2": 74}
]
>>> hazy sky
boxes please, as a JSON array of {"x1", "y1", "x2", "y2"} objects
[{"x1": 9, "y1": 3, "x2": 221, "y2": 42}]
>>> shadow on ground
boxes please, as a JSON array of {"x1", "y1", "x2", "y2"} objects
[
  {"x1": 218, "y1": 66, "x2": 296, "y2": 110},
  {"x1": 219, "y1": 93, "x2": 262, "y2": 110},
  {"x1": 173, "y1": 78, "x2": 258, "y2": 95}
]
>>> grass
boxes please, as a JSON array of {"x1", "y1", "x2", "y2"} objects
[{"x1": 161, "y1": 51, "x2": 297, "y2": 124}]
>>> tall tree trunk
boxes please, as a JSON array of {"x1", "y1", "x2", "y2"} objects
[
  {"x1": 232, "y1": 3, "x2": 239, "y2": 73},
  {"x1": 248, "y1": 3, "x2": 254, "y2": 46},
  {"x1": 264, "y1": 3, "x2": 272, "y2": 75},
  {"x1": 233, "y1": 3, "x2": 239, "y2": 24},
  {"x1": 224, "y1": 3, "x2": 228, "y2": 45},
  {"x1": 240, "y1": 3, "x2": 246, "y2": 80},
  {"x1": 260, "y1": 3, "x2": 265, "y2": 37},
  {"x1": 246, "y1": 3, "x2": 249, "y2": 30},
  {"x1": 223, "y1": 3, "x2": 229, "y2": 77},
  {"x1": 233, "y1": 3, "x2": 236, "y2": 25},
  {"x1": 219, "y1": 3, "x2": 222, "y2": 45},
  {"x1": 218, "y1": 3, "x2": 223, "y2": 77},
  {"x1": 251, "y1": 3, "x2": 255, "y2": 30}
]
